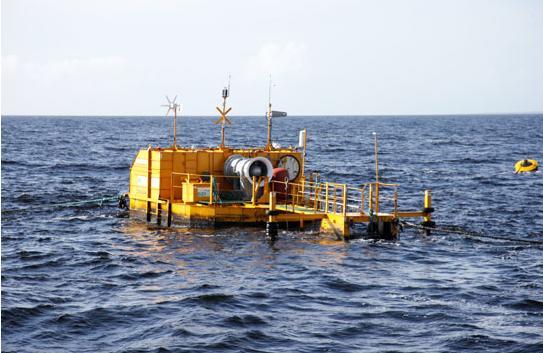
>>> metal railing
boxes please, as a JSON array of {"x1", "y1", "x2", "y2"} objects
[
  {"x1": 170, "y1": 172, "x2": 273, "y2": 205},
  {"x1": 271, "y1": 179, "x2": 399, "y2": 216},
  {"x1": 160, "y1": 171, "x2": 399, "y2": 215}
]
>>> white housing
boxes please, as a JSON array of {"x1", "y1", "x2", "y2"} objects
[
  {"x1": 224, "y1": 154, "x2": 273, "y2": 186},
  {"x1": 298, "y1": 130, "x2": 306, "y2": 148}
]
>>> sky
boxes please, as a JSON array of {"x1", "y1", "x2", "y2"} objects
[{"x1": 2, "y1": 0, "x2": 543, "y2": 116}]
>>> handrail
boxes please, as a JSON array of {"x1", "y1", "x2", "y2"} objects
[
  {"x1": 167, "y1": 171, "x2": 400, "y2": 216},
  {"x1": 268, "y1": 179, "x2": 398, "y2": 216},
  {"x1": 170, "y1": 171, "x2": 273, "y2": 205},
  {"x1": 170, "y1": 172, "x2": 242, "y2": 204}
]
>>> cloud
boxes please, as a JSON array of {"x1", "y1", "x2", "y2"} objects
[
  {"x1": 2, "y1": 54, "x2": 19, "y2": 74},
  {"x1": 2, "y1": 55, "x2": 128, "y2": 80},
  {"x1": 245, "y1": 42, "x2": 307, "y2": 80}
]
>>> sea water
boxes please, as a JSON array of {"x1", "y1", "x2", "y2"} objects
[{"x1": 2, "y1": 115, "x2": 542, "y2": 352}]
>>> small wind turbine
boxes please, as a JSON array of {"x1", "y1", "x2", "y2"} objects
[{"x1": 161, "y1": 95, "x2": 181, "y2": 148}]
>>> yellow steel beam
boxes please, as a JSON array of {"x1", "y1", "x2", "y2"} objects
[
  {"x1": 276, "y1": 213, "x2": 325, "y2": 222},
  {"x1": 396, "y1": 211, "x2": 428, "y2": 218},
  {"x1": 130, "y1": 196, "x2": 169, "y2": 204}
]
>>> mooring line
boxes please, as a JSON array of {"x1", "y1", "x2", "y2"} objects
[
  {"x1": 2, "y1": 196, "x2": 119, "y2": 214},
  {"x1": 401, "y1": 220, "x2": 543, "y2": 245}
]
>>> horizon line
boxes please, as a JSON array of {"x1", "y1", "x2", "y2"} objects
[{"x1": 2, "y1": 112, "x2": 543, "y2": 118}]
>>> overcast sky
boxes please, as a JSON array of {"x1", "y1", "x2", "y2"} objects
[{"x1": 2, "y1": 0, "x2": 542, "y2": 116}]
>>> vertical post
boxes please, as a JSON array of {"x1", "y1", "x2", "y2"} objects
[
  {"x1": 292, "y1": 184, "x2": 296, "y2": 212},
  {"x1": 294, "y1": 180, "x2": 299, "y2": 205},
  {"x1": 170, "y1": 153, "x2": 174, "y2": 203},
  {"x1": 313, "y1": 184, "x2": 320, "y2": 210},
  {"x1": 375, "y1": 185, "x2": 380, "y2": 213},
  {"x1": 146, "y1": 146, "x2": 152, "y2": 222},
  {"x1": 301, "y1": 177, "x2": 305, "y2": 206},
  {"x1": 301, "y1": 129, "x2": 307, "y2": 179},
  {"x1": 266, "y1": 106, "x2": 272, "y2": 150},
  {"x1": 267, "y1": 191, "x2": 278, "y2": 240},
  {"x1": 266, "y1": 75, "x2": 273, "y2": 151},
  {"x1": 422, "y1": 189, "x2": 435, "y2": 235},
  {"x1": 373, "y1": 132, "x2": 380, "y2": 214},
  {"x1": 220, "y1": 76, "x2": 231, "y2": 148},
  {"x1": 267, "y1": 104, "x2": 272, "y2": 150},
  {"x1": 170, "y1": 173, "x2": 173, "y2": 203},
  {"x1": 325, "y1": 182, "x2": 329, "y2": 213},
  {"x1": 258, "y1": 177, "x2": 263, "y2": 202},
  {"x1": 308, "y1": 173, "x2": 313, "y2": 202},
  {"x1": 368, "y1": 184, "x2": 373, "y2": 214},
  {"x1": 342, "y1": 184, "x2": 347, "y2": 216},
  {"x1": 221, "y1": 95, "x2": 226, "y2": 148},
  {"x1": 262, "y1": 176, "x2": 269, "y2": 203},
  {"x1": 393, "y1": 188, "x2": 398, "y2": 219},
  {"x1": 423, "y1": 190, "x2": 432, "y2": 223},
  {"x1": 269, "y1": 191, "x2": 276, "y2": 213},
  {"x1": 332, "y1": 185, "x2": 337, "y2": 214},
  {"x1": 167, "y1": 200, "x2": 172, "y2": 227},
  {"x1": 209, "y1": 175, "x2": 214, "y2": 205},
  {"x1": 173, "y1": 107, "x2": 177, "y2": 148},
  {"x1": 251, "y1": 176, "x2": 257, "y2": 205},
  {"x1": 360, "y1": 186, "x2": 365, "y2": 214}
]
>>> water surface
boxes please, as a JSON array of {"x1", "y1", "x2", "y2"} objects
[{"x1": 2, "y1": 115, "x2": 542, "y2": 352}]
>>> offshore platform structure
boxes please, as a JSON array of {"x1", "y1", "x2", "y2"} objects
[{"x1": 126, "y1": 82, "x2": 434, "y2": 239}]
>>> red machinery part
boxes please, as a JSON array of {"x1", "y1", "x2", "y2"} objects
[{"x1": 271, "y1": 168, "x2": 290, "y2": 202}]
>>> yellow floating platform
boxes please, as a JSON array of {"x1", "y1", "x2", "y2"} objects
[
  {"x1": 127, "y1": 146, "x2": 433, "y2": 239},
  {"x1": 125, "y1": 88, "x2": 435, "y2": 239}
]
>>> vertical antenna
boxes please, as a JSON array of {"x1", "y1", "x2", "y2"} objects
[
  {"x1": 266, "y1": 75, "x2": 273, "y2": 150},
  {"x1": 228, "y1": 74, "x2": 231, "y2": 93},
  {"x1": 268, "y1": 74, "x2": 272, "y2": 106},
  {"x1": 300, "y1": 129, "x2": 307, "y2": 178},
  {"x1": 174, "y1": 105, "x2": 177, "y2": 147}
]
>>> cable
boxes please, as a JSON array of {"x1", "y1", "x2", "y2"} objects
[
  {"x1": 401, "y1": 220, "x2": 543, "y2": 245},
  {"x1": 4, "y1": 193, "x2": 541, "y2": 247},
  {"x1": 2, "y1": 196, "x2": 119, "y2": 214}
]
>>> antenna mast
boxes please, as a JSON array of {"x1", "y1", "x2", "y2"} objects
[
  {"x1": 214, "y1": 75, "x2": 232, "y2": 148},
  {"x1": 266, "y1": 75, "x2": 273, "y2": 150}
]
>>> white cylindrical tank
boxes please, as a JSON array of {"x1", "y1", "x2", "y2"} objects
[
  {"x1": 224, "y1": 154, "x2": 273, "y2": 187},
  {"x1": 298, "y1": 130, "x2": 306, "y2": 149}
]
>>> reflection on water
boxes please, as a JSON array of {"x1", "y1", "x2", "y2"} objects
[{"x1": 116, "y1": 219, "x2": 352, "y2": 271}]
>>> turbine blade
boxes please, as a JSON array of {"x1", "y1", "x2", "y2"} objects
[
  {"x1": 165, "y1": 95, "x2": 171, "y2": 104},
  {"x1": 172, "y1": 95, "x2": 177, "y2": 104}
]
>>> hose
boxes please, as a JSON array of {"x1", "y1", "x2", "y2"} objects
[
  {"x1": 2, "y1": 195, "x2": 120, "y2": 214},
  {"x1": 401, "y1": 220, "x2": 543, "y2": 245}
]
